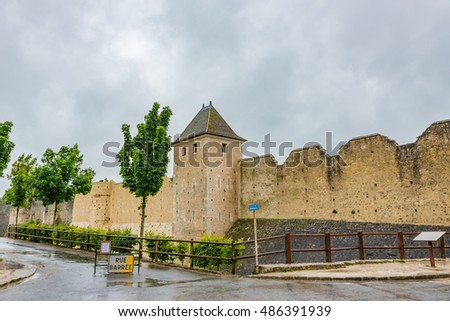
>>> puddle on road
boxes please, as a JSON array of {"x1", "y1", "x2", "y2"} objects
[{"x1": 106, "y1": 276, "x2": 215, "y2": 288}]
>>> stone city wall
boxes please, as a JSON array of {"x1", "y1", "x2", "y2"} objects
[
  {"x1": 6, "y1": 120, "x2": 449, "y2": 239},
  {"x1": 7, "y1": 200, "x2": 73, "y2": 226},
  {"x1": 239, "y1": 121, "x2": 450, "y2": 226},
  {"x1": 71, "y1": 177, "x2": 173, "y2": 235},
  {"x1": 0, "y1": 202, "x2": 10, "y2": 236}
]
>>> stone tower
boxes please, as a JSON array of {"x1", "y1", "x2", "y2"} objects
[{"x1": 172, "y1": 102, "x2": 246, "y2": 239}]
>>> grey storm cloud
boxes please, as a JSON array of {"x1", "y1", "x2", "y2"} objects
[{"x1": 1, "y1": 0, "x2": 450, "y2": 194}]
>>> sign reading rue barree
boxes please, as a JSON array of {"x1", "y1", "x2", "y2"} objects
[{"x1": 108, "y1": 255, "x2": 134, "y2": 273}]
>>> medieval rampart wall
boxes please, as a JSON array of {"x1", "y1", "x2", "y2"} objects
[
  {"x1": 7, "y1": 121, "x2": 449, "y2": 238},
  {"x1": 239, "y1": 121, "x2": 450, "y2": 226},
  {"x1": 71, "y1": 177, "x2": 173, "y2": 235}
]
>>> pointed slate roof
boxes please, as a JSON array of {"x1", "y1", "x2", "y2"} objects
[{"x1": 174, "y1": 101, "x2": 245, "y2": 143}]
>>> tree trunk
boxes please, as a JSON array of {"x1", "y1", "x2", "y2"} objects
[
  {"x1": 139, "y1": 196, "x2": 147, "y2": 259},
  {"x1": 53, "y1": 202, "x2": 58, "y2": 225},
  {"x1": 15, "y1": 207, "x2": 19, "y2": 226}
]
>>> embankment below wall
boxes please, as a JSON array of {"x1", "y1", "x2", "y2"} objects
[{"x1": 227, "y1": 219, "x2": 450, "y2": 274}]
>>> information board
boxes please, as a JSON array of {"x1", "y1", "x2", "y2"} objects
[
  {"x1": 100, "y1": 241, "x2": 111, "y2": 254},
  {"x1": 413, "y1": 232, "x2": 446, "y2": 242}
]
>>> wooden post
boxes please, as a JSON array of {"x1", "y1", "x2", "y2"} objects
[
  {"x1": 325, "y1": 233, "x2": 332, "y2": 263},
  {"x1": 438, "y1": 237, "x2": 446, "y2": 259},
  {"x1": 428, "y1": 241, "x2": 436, "y2": 268},
  {"x1": 86, "y1": 232, "x2": 90, "y2": 250},
  {"x1": 397, "y1": 232, "x2": 405, "y2": 260},
  {"x1": 285, "y1": 233, "x2": 292, "y2": 264},
  {"x1": 69, "y1": 229, "x2": 73, "y2": 248},
  {"x1": 155, "y1": 239, "x2": 159, "y2": 263},
  {"x1": 357, "y1": 232, "x2": 365, "y2": 260},
  {"x1": 190, "y1": 239, "x2": 194, "y2": 268},
  {"x1": 231, "y1": 242, "x2": 236, "y2": 275}
]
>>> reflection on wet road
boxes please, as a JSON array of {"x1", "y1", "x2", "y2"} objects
[{"x1": 1, "y1": 238, "x2": 450, "y2": 301}]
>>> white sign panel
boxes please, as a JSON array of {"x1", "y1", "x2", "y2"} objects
[
  {"x1": 100, "y1": 241, "x2": 111, "y2": 254},
  {"x1": 413, "y1": 232, "x2": 446, "y2": 242}
]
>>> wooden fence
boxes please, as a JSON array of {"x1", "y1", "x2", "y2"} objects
[
  {"x1": 237, "y1": 232, "x2": 449, "y2": 265},
  {"x1": 7, "y1": 225, "x2": 242, "y2": 273},
  {"x1": 7, "y1": 225, "x2": 449, "y2": 274}
]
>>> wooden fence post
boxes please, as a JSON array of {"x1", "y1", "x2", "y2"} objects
[
  {"x1": 231, "y1": 242, "x2": 236, "y2": 275},
  {"x1": 69, "y1": 229, "x2": 73, "y2": 248},
  {"x1": 155, "y1": 240, "x2": 159, "y2": 263},
  {"x1": 285, "y1": 233, "x2": 292, "y2": 264},
  {"x1": 7, "y1": 225, "x2": 12, "y2": 238},
  {"x1": 397, "y1": 232, "x2": 405, "y2": 260},
  {"x1": 87, "y1": 232, "x2": 91, "y2": 251},
  {"x1": 438, "y1": 237, "x2": 446, "y2": 259},
  {"x1": 325, "y1": 233, "x2": 332, "y2": 263},
  {"x1": 357, "y1": 232, "x2": 365, "y2": 260},
  {"x1": 190, "y1": 239, "x2": 194, "y2": 268}
]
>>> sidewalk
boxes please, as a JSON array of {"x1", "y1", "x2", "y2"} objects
[
  {"x1": 0, "y1": 257, "x2": 36, "y2": 288},
  {"x1": 253, "y1": 259, "x2": 450, "y2": 281}
]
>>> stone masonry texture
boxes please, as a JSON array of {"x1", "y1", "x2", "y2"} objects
[{"x1": 2, "y1": 116, "x2": 449, "y2": 241}]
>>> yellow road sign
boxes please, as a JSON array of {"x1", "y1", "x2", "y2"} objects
[{"x1": 108, "y1": 255, "x2": 134, "y2": 273}]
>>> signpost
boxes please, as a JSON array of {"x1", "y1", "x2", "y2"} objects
[
  {"x1": 413, "y1": 231, "x2": 446, "y2": 268},
  {"x1": 249, "y1": 203, "x2": 260, "y2": 274},
  {"x1": 94, "y1": 242, "x2": 138, "y2": 274}
]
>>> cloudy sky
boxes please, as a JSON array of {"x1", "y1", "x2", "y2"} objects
[{"x1": 1, "y1": 0, "x2": 450, "y2": 194}]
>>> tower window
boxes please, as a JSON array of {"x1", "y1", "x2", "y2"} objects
[
  {"x1": 222, "y1": 143, "x2": 227, "y2": 153},
  {"x1": 193, "y1": 143, "x2": 199, "y2": 153},
  {"x1": 182, "y1": 147, "x2": 187, "y2": 156}
]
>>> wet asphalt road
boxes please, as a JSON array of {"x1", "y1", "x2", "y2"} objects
[{"x1": 1, "y1": 238, "x2": 450, "y2": 301}]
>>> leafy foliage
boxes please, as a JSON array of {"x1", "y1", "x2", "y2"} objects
[
  {"x1": 118, "y1": 102, "x2": 172, "y2": 199},
  {"x1": 13, "y1": 224, "x2": 245, "y2": 273},
  {"x1": 144, "y1": 232, "x2": 177, "y2": 263},
  {"x1": 0, "y1": 121, "x2": 15, "y2": 177},
  {"x1": 14, "y1": 222, "x2": 138, "y2": 252},
  {"x1": 176, "y1": 242, "x2": 189, "y2": 264},
  {"x1": 192, "y1": 234, "x2": 245, "y2": 270},
  {"x1": 117, "y1": 102, "x2": 172, "y2": 254},
  {"x1": 32, "y1": 144, "x2": 95, "y2": 223},
  {"x1": 109, "y1": 228, "x2": 139, "y2": 253},
  {"x1": 4, "y1": 154, "x2": 37, "y2": 223}
]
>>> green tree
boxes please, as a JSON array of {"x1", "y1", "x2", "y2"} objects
[
  {"x1": 0, "y1": 121, "x2": 15, "y2": 177},
  {"x1": 33, "y1": 144, "x2": 95, "y2": 224},
  {"x1": 4, "y1": 154, "x2": 37, "y2": 225},
  {"x1": 117, "y1": 102, "x2": 172, "y2": 258}
]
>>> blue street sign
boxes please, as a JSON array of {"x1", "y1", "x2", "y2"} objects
[{"x1": 248, "y1": 203, "x2": 260, "y2": 211}]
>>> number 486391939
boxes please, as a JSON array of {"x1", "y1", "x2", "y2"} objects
[{"x1": 260, "y1": 305, "x2": 331, "y2": 317}]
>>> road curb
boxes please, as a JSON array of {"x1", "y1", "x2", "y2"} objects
[
  {"x1": 251, "y1": 272, "x2": 450, "y2": 281},
  {"x1": 253, "y1": 259, "x2": 450, "y2": 281},
  {"x1": 0, "y1": 267, "x2": 37, "y2": 288}
]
